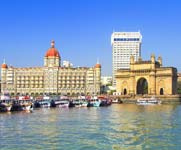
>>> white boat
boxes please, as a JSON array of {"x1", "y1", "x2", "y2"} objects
[
  {"x1": 73, "y1": 99, "x2": 83, "y2": 107},
  {"x1": 21, "y1": 103, "x2": 33, "y2": 111},
  {"x1": 112, "y1": 99, "x2": 119, "y2": 103},
  {"x1": 39, "y1": 100, "x2": 51, "y2": 108},
  {"x1": 137, "y1": 96, "x2": 161, "y2": 105},
  {"x1": 71, "y1": 99, "x2": 88, "y2": 107},
  {"x1": 81, "y1": 101, "x2": 88, "y2": 107},
  {"x1": 56, "y1": 100, "x2": 69, "y2": 108}
]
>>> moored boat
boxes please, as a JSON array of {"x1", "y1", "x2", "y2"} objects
[
  {"x1": 11, "y1": 99, "x2": 33, "y2": 111},
  {"x1": 0, "y1": 100, "x2": 12, "y2": 112},
  {"x1": 87, "y1": 99, "x2": 101, "y2": 107},
  {"x1": 53, "y1": 99, "x2": 70, "y2": 108},
  {"x1": 21, "y1": 102, "x2": 33, "y2": 111},
  {"x1": 137, "y1": 96, "x2": 161, "y2": 105},
  {"x1": 38, "y1": 100, "x2": 51, "y2": 108},
  {"x1": 100, "y1": 99, "x2": 112, "y2": 106},
  {"x1": 73, "y1": 99, "x2": 83, "y2": 107},
  {"x1": 34, "y1": 96, "x2": 51, "y2": 108},
  {"x1": 81, "y1": 100, "x2": 88, "y2": 107}
]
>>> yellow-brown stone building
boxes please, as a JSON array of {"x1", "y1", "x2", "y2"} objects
[
  {"x1": 1, "y1": 41, "x2": 101, "y2": 96},
  {"x1": 116, "y1": 55, "x2": 177, "y2": 96}
]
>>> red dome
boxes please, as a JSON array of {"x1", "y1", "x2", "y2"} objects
[
  {"x1": 1, "y1": 63, "x2": 8, "y2": 69},
  {"x1": 45, "y1": 40, "x2": 60, "y2": 58},
  {"x1": 95, "y1": 63, "x2": 101, "y2": 68}
]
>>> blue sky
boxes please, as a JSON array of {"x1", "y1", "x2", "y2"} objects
[{"x1": 0, "y1": 0, "x2": 181, "y2": 75}]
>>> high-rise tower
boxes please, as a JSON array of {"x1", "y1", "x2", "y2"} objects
[{"x1": 111, "y1": 32, "x2": 142, "y2": 86}]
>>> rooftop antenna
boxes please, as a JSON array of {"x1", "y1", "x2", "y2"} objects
[{"x1": 3, "y1": 58, "x2": 6, "y2": 64}]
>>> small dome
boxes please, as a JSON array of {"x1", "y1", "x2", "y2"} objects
[
  {"x1": 1, "y1": 63, "x2": 8, "y2": 69},
  {"x1": 45, "y1": 40, "x2": 60, "y2": 58},
  {"x1": 95, "y1": 63, "x2": 101, "y2": 68}
]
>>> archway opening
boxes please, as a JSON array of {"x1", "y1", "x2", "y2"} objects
[
  {"x1": 160, "y1": 88, "x2": 164, "y2": 95},
  {"x1": 137, "y1": 78, "x2": 148, "y2": 95},
  {"x1": 123, "y1": 88, "x2": 127, "y2": 95}
]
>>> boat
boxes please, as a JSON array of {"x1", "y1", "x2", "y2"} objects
[
  {"x1": 100, "y1": 98, "x2": 112, "y2": 106},
  {"x1": 0, "y1": 94, "x2": 12, "y2": 112},
  {"x1": 112, "y1": 98, "x2": 123, "y2": 103},
  {"x1": 81, "y1": 100, "x2": 88, "y2": 107},
  {"x1": 34, "y1": 96, "x2": 51, "y2": 108},
  {"x1": 87, "y1": 99, "x2": 101, "y2": 107},
  {"x1": 11, "y1": 99, "x2": 33, "y2": 111},
  {"x1": 73, "y1": 99, "x2": 84, "y2": 107},
  {"x1": 69, "y1": 100, "x2": 75, "y2": 107},
  {"x1": 33, "y1": 100, "x2": 41, "y2": 108},
  {"x1": 112, "y1": 99, "x2": 119, "y2": 103},
  {"x1": 0, "y1": 100, "x2": 12, "y2": 112},
  {"x1": 20, "y1": 102, "x2": 33, "y2": 111},
  {"x1": 38, "y1": 100, "x2": 51, "y2": 108},
  {"x1": 11, "y1": 100, "x2": 23, "y2": 111},
  {"x1": 51, "y1": 99, "x2": 70, "y2": 108},
  {"x1": 136, "y1": 96, "x2": 161, "y2": 105},
  {"x1": 98, "y1": 96, "x2": 112, "y2": 106}
]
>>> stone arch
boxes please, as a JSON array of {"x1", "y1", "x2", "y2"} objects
[
  {"x1": 137, "y1": 77, "x2": 148, "y2": 95},
  {"x1": 122, "y1": 81, "x2": 128, "y2": 95}
]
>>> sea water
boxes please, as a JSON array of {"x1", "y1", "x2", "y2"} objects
[{"x1": 1, "y1": 104, "x2": 181, "y2": 150}]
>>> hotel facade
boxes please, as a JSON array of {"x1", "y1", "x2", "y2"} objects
[
  {"x1": 111, "y1": 32, "x2": 142, "y2": 86},
  {"x1": 1, "y1": 41, "x2": 101, "y2": 96}
]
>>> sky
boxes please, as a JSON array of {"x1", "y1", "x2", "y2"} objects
[{"x1": 0, "y1": 0, "x2": 181, "y2": 76}]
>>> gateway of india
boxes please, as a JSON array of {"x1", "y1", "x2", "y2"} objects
[
  {"x1": 116, "y1": 55, "x2": 178, "y2": 96},
  {"x1": 1, "y1": 41, "x2": 101, "y2": 96}
]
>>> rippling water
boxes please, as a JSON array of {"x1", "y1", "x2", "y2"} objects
[{"x1": 1, "y1": 104, "x2": 181, "y2": 150}]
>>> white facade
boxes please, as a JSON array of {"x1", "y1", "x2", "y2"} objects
[
  {"x1": 111, "y1": 32, "x2": 142, "y2": 86},
  {"x1": 101, "y1": 76, "x2": 112, "y2": 85}
]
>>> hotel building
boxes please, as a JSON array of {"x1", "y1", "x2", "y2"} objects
[
  {"x1": 111, "y1": 32, "x2": 142, "y2": 86},
  {"x1": 1, "y1": 41, "x2": 101, "y2": 96}
]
